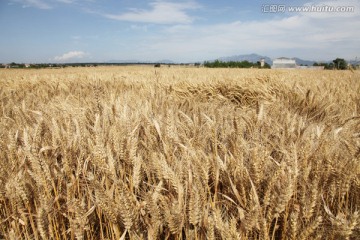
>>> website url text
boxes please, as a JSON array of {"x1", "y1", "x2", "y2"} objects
[{"x1": 262, "y1": 5, "x2": 355, "y2": 13}]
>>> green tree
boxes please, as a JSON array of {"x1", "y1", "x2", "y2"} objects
[
  {"x1": 263, "y1": 62, "x2": 271, "y2": 69},
  {"x1": 332, "y1": 58, "x2": 347, "y2": 70}
]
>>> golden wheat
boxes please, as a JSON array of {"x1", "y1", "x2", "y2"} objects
[{"x1": 0, "y1": 66, "x2": 359, "y2": 239}]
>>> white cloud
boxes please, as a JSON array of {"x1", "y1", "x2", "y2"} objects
[
  {"x1": 12, "y1": 0, "x2": 77, "y2": 9},
  {"x1": 15, "y1": 0, "x2": 52, "y2": 9},
  {"x1": 134, "y1": 1, "x2": 360, "y2": 62},
  {"x1": 54, "y1": 51, "x2": 87, "y2": 61},
  {"x1": 97, "y1": 0, "x2": 359, "y2": 61},
  {"x1": 104, "y1": 1, "x2": 200, "y2": 24}
]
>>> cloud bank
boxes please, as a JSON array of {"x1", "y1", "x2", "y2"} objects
[
  {"x1": 54, "y1": 51, "x2": 87, "y2": 61},
  {"x1": 124, "y1": 0, "x2": 360, "y2": 61},
  {"x1": 104, "y1": 1, "x2": 200, "y2": 24}
]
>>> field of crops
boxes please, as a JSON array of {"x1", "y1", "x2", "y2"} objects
[{"x1": 0, "y1": 66, "x2": 359, "y2": 239}]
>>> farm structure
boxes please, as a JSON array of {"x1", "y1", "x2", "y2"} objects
[{"x1": 272, "y1": 57, "x2": 297, "y2": 69}]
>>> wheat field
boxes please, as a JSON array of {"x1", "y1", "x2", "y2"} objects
[{"x1": 0, "y1": 66, "x2": 359, "y2": 239}]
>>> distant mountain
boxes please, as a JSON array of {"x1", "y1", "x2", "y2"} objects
[
  {"x1": 293, "y1": 58, "x2": 315, "y2": 66},
  {"x1": 215, "y1": 53, "x2": 273, "y2": 65}
]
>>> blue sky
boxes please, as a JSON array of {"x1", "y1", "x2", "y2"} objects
[{"x1": 0, "y1": 0, "x2": 359, "y2": 63}]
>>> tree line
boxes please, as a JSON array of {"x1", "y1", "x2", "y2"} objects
[
  {"x1": 203, "y1": 58, "x2": 356, "y2": 70},
  {"x1": 204, "y1": 60, "x2": 271, "y2": 68},
  {"x1": 1, "y1": 58, "x2": 356, "y2": 70},
  {"x1": 313, "y1": 58, "x2": 349, "y2": 70}
]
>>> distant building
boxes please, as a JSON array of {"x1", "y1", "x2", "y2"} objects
[
  {"x1": 260, "y1": 58, "x2": 265, "y2": 68},
  {"x1": 272, "y1": 57, "x2": 297, "y2": 69}
]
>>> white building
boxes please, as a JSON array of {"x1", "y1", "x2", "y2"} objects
[
  {"x1": 260, "y1": 58, "x2": 265, "y2": 68},
  {"x1": 272, "y1": 57, "x2": 297, "y2": 69}
]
